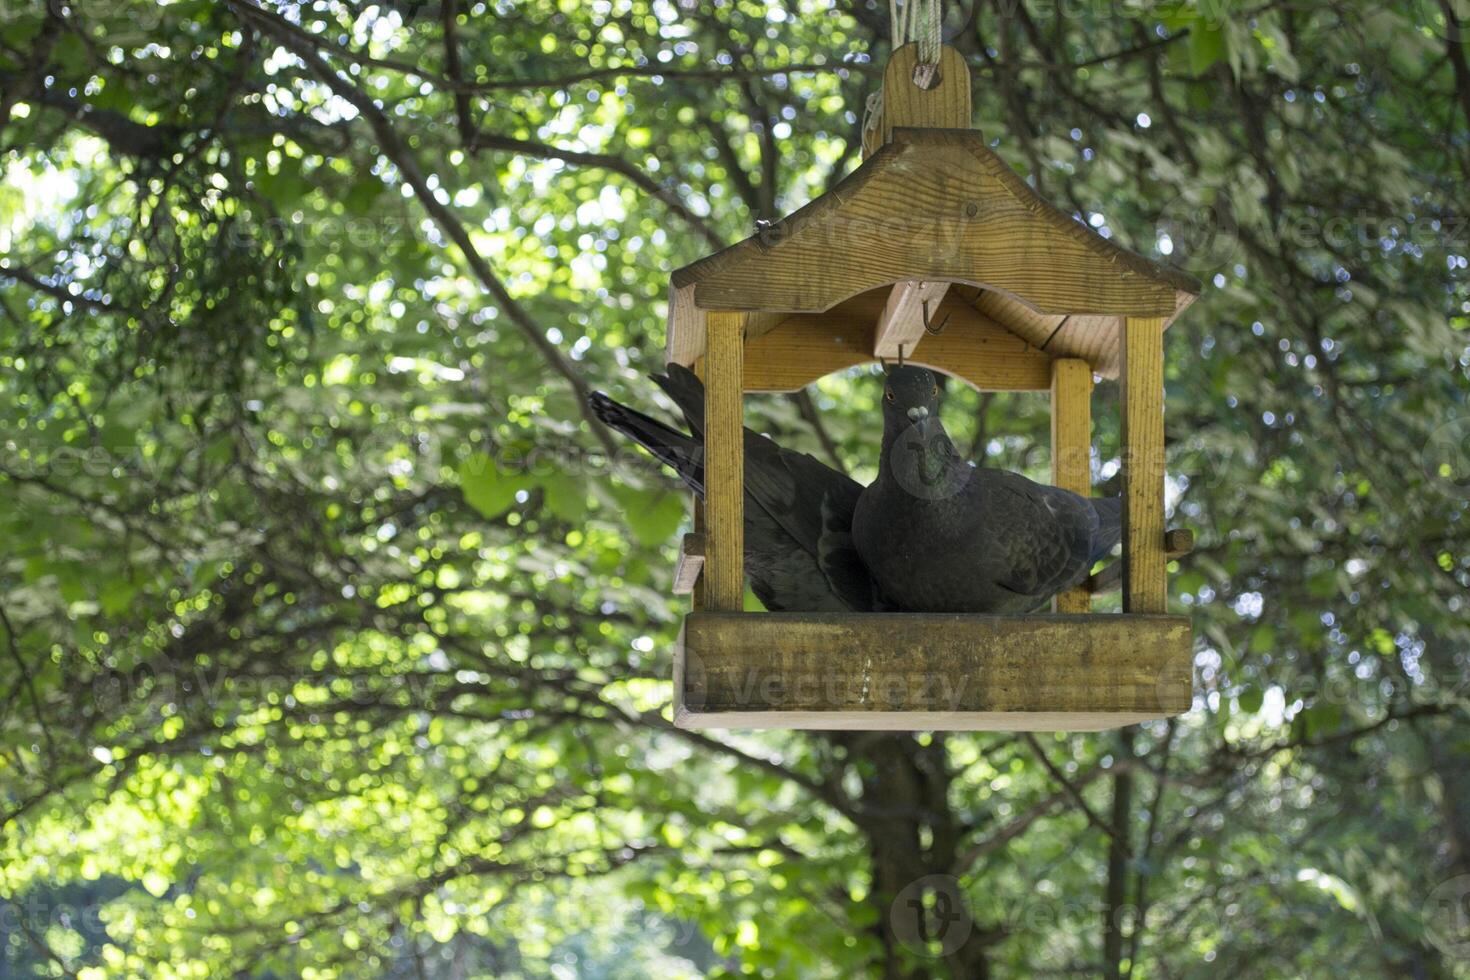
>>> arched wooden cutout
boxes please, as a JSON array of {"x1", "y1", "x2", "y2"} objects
[{"x1": 733, "y1": 288, "x2": 1052, "y2": 393}]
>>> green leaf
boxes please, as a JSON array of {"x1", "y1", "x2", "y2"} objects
[
  {"x1": 99, "y1": 578, "x2": 138, "y2": 617},
  {"x1": 0, "y1": 13, "x2": 44, "y2": 48},
  {"x1": 345, "y1": 175, "x2": 385, "y2": 215},
  {"x1": 1302, "y1": 703, "x2": 1343, "y2": 738},
  {"x1": 610, "y1": 485, "x2": 685, "y2": 547},
  {"x1": 540, "y1": 474, "x2": 587, "y2": 523},
  {"x1": 52, "y1": 33, "x2": 88, "y2": 74},
  {"x1": 458, "y1": 452, "x2": 525, "y2": 519},
  {"x1": 1189, "y1": 26, "x2": 1228, "y2": 75}
]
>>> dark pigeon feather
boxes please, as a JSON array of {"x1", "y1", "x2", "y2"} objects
[
  {"x1": 852, "y1": 366, "x2": 1122, "y2": 613},
  {"x1": 590, "y1": 367, "x2": 875, "y2": 612}
]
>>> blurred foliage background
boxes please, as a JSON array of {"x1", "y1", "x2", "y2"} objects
[{"x1": 0, "y1": 0, "x2": 1468, "y2": 976}]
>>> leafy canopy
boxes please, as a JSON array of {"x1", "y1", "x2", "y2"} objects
[{"x1": 0, "y1": 0, "x2": 1467, "y2": 977}]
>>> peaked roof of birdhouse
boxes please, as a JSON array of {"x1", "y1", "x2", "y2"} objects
[{"x1": 665, "y1": 127, "x2": 1202, "y2": 379}]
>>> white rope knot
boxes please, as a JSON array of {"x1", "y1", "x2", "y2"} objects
[
  {"x1": 890, "y1": 0, "x2": 942, "y2": 88},
  {"x1": 865, "y1": 0, "x2": 943, "y2": 150},
  {"x1": 862, "y1": 89, "x2": 885, "y2": 149}
]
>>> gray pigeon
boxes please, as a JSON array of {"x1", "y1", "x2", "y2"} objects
[
  {"x1": 852, "y1": 366, "x2": 1121, "y2": 613},
  {"x1": 590, "y1": 365, "x2": 876, "y2": 612}
]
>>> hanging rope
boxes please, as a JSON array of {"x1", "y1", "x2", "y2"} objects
[
  {"x1": 892, "y1": 0, "x2": 942, "y2": 84},
  {"x1": 862, "y1": 0, "x2": 943, "y2": 150}
]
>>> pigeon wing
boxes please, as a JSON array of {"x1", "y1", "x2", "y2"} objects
[
  {"x1": 815, "y1": 486, "x2": 876, "y2": 611},
  {"x1": 980, "y1": 471, "x2": 1099, "y2": 599},
  {"x1": 655, "y1": 363, "x2": 865, "y2": 567}
]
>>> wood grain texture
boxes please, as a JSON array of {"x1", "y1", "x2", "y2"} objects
[
  {"x1": 690, "y1": 498, "x2": 706, "y2": 610},
  {"x1": 1040, "y1": 292, "x2": 1200, "y2": 378},
  {"x1": 1164, "y1": 527, "x2": 1195, "y2": 557},
  {"x1": 973, "y1": 289, "x2": 1066, "y2": 350},
  {"x1": 672, "y1": 532, "x2": 705, "y2": 596},
  {"x1": 704, "y1": 312, "x2": 745, "y2": 611},
  {"x1": 1044, "y1": 314, "x2": 1123, "y2": 375},
  {"x1": 1121, "y1": 316, "x2": 1167, "y2": 613},
  {"x1": 666, "y1": 290, "x2": 785, "y2": 368},
  {"x1": 665, "y1": 129, "x2": 1200, "y2": 375},
  {"x1": 674, "y1": 612, "x2": 1194, "y2": 731},
  {"x1": 740, "y1": 288, "x2": 1051, "y2": 393},
  {"x1": 873, "y1": 280, "x2": 951, "y2": 358},
  {"x1": 666, "y1": 282, "x2": 704, "y2": 367},
  {"x1": 876, "y1": 43, "x2": 972, "y2": 147},
  {"x1": 1050, "y1": 358, "x2": 1094, "y2": 614}
]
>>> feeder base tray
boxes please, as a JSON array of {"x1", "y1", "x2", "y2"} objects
[{"x1": 674, "y1": 612, "x2": 1193, "y2": 732}]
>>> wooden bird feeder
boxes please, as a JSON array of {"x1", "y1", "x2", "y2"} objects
[{"x1": 666, "y1": 45, "x2": 1202, "y2": 732}]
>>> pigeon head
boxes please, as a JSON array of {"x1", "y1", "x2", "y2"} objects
[{"x1": 881, "y1": 366, "x2": 941, "y2": 428}]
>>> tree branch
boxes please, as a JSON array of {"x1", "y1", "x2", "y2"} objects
[
  {"x1": 228, "y1": 0, "x2": 618, "y2": 454},
  {"x1": 0, "y1": 259, "x2": 120, "y2": 312},
  {"x1": 439, "y1": 0, "x2": 477, "y2": 149},
  {"x1": 1022, "y1": 733, "x2": 1129, "y2": 848},
  {"x1": 473, "y1": 133, "x2": 724, "y2": 251}
]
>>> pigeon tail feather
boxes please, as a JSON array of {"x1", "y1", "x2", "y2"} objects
[
  {"x1": 588, "y1": 391, "x2": 705, "y2": 496},
  {"x1": 650, "y1": 364, "x2": 706, "y2": 436}
]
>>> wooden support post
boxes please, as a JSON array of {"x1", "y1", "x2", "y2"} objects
[
  {"x1": 1120, "y1": 316, "x2": 1167, "y2": 613},
  {"x1": 1051, "y1": 358, "x2": 1094, "y2": 613},
  {"x1": 704, "y1": 312, "x2": 746, "y2": 611},
  {"x1": 873, "y1": 280, "x2": 950, "y2": 359},
  {"x1": 690, "y1": 501, "x2": 708, "y2": 609}
]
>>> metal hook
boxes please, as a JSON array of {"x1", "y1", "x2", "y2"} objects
[
  {"x1": 917, "y1": 299, "x2": 952, "y2": 337},
  {"x1": 921, "y1": 300, "x2": 951, "y2": 335},
  {"x1": 897, "y1": 343, "x2": 906, "y2": 368}
]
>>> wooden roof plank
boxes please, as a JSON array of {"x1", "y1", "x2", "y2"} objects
[{"x1": 666, "y1": 129, "x2": 1199, "y2": 373}]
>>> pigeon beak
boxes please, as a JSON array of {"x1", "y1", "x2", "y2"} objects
[{"x1": 906, "y1": 406, "x2": 929, "y2": 422}]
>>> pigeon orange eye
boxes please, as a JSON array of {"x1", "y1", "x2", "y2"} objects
[
  {"x1": 932, "y1": 384, "x2": 939, "y2": 396},
  {"x1": 885, "y1": 390, "x2": 895, "y2": 403}
]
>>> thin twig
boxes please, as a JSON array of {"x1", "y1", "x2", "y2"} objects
[
  {"x1": 1022, "y1": 733, "x2": 1129, "y2": 849},
  {"x1": 789, "y1": 388, "x2": 848, "y2": 474},
  {"x1": 473, "y1": 133, "x2": 724, "y2": 250},
  {"x1": 229, "y1": 0, "x2": 619, "y2": 454},
  {"x1": 0, "y1": 601, "x2": 58, "y2": 772}
]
